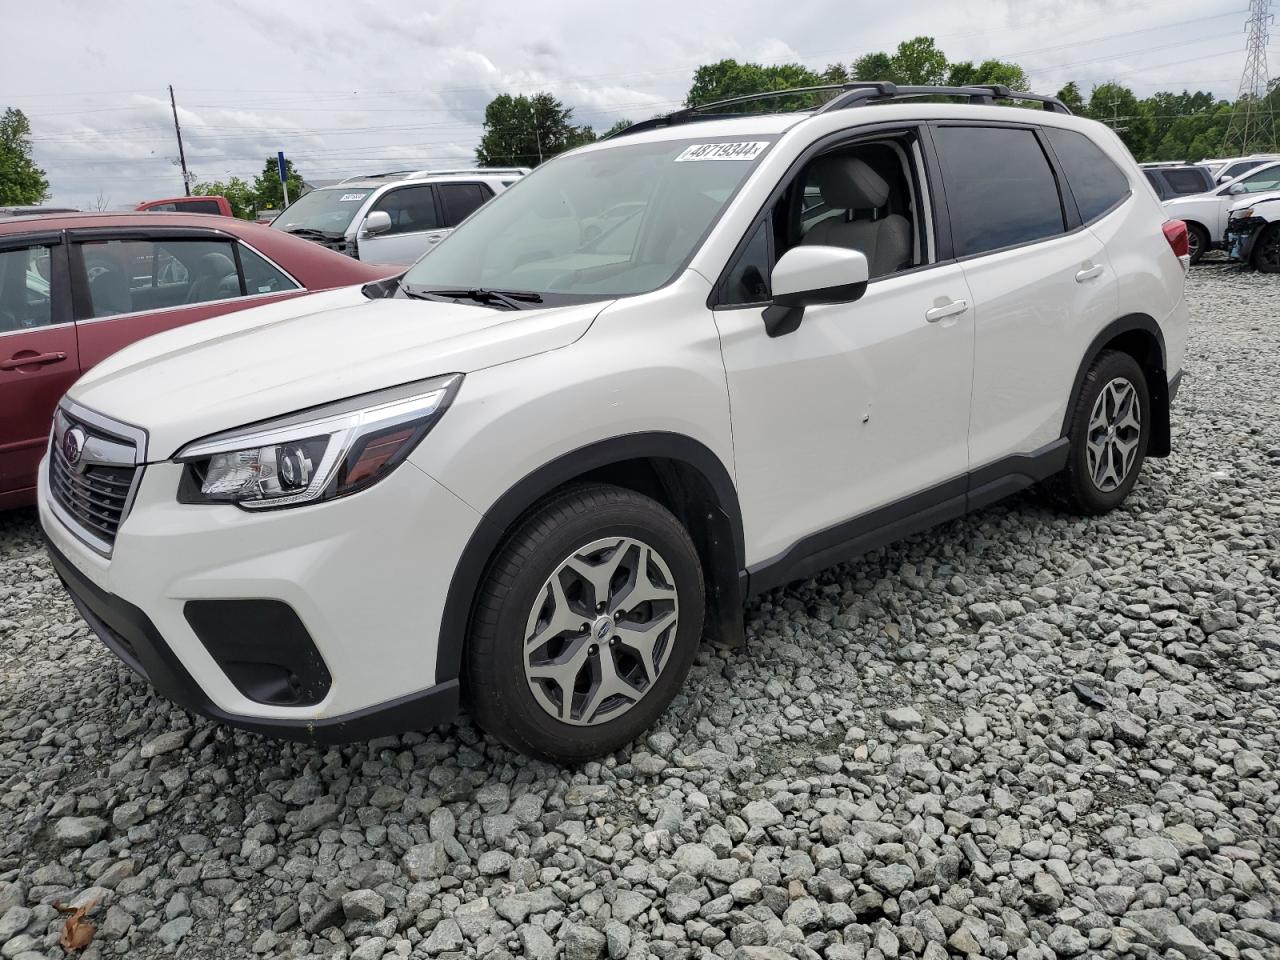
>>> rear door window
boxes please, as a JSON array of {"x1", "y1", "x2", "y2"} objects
[
  {"x1": 239, "y1": 245, "x2": 300, "y2": 295},
  {"x1": 370, "y1": 186, "x2": 440, "y2": 235},
  {"x1": 76, "y1": 237, "x2": 243, "y2": 318},
  {"x1": 1163, "y1": 168, "x2": 1210, "y2": 195},
  {"x1": 933, "y1": 125, "x2": 1065, "y2": 258},
  {"x1": 1236, "y1": 165, "x2": 1280, "y2": 194},
  {"x1": 437, "y1": 183, "x2": 491, "y2": 227},
  {"x1": 1043, "y1": 127, "x2": 1131, "y2": 222}
]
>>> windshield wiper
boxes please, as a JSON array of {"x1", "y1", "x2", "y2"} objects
[
  {"x1": 284, "y1": 227, "x2": 340, "y2": 240},
  {"x1": 403, "y1": 287, "x2": 544, "y2": 310}
]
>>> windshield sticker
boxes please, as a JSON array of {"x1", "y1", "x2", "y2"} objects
[
  {"x1": 674, "y1": 142, "x2": 769, "y2": 162},
  {"x1": 338, "y1": 193, "x2": 367, "y2": 202}
]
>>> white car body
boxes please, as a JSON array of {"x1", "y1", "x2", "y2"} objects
[
  {"x1": 271, "y1": 169, "x2": 527, "y2": 265},
  {"x1": 40, "y1": 93, "x2": 1189, "y2": 751},
  {"x1": 1162, "y1": 159, "x2": 1280, "y2": 255}
]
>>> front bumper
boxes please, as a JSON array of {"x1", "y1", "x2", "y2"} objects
[
  {"x1": 1224, "y1": 217, "x2": 1267, "y2": 262},
  {"x1": 39, "y1": 454, "x2": 483, "y2": 742}
]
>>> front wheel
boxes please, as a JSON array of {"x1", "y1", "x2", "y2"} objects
[
  {"x1": 1252, "y1": 223, "x2": 1280, "y2": 273},
  {"x1": 1044, "y1": 350, "x2": 1151, "y2": 515},
  {"x1": 464, "y1": 483, "x2": 704, "y2": 762}
]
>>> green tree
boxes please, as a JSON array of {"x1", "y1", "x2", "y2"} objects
[
  {"x1": 252, "y1": 157, "x2": 304, "y2": 211},
  {"x1": 890, "y1": 37, "x2": 948, "y2": 85},
  {"x1": 946, "y1": 59, "x2": 1029, "y2": 91},
  {"x1": 0, "y1": 108, "x2": 50, "y2": 205},
  {"x1": 1055, "y1": 82, "x2": 1086, "y2": 114},
  {"x1": 851, "y1": 51, "x2": 894, "y2": 81},
  {"x1": 475, "y1": 93, "x2": 595, "y2": 167},
  {"x1": 1083, "y1": 82, "x2": 1152, "y2": 160},
  {"x1": 686, "y1": 59, "x2": 829, "y2": 108},
  {"x1": 193, "y1": 176, "x2": 256, "y2": 218},
  {"x1": 601, "y1": 118, "x2": 634, "y2": 139}
]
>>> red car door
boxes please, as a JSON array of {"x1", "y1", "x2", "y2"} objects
[
  {"x1": 0, "y1": 232, "x2": 79, "y2": 508},
  {"x1": 68, "y1": 228, "x2": 307, "y2": 370}
]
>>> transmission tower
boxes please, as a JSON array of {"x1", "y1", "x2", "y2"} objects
[{"x1": 1224, "y1": 0, "x2": 1276, "y2": 153}]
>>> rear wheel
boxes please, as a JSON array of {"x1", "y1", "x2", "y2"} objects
[
  {"x1": 464, "y1": 483, "x2": 704, "y2": 762},
  {"x1": 1186, "y1": 223, "x2": 1208, "y2": 265},
  {"x1": 1252, "y1": 223, "x2": 1280, "y2": 273},
  {"x1": 1044, "y1": 350, "x2": 1150, "y2": 515}
]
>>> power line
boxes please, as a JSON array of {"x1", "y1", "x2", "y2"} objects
[{"x1": 1224, "y1": 0, "x2": 1276, "y2": 150}]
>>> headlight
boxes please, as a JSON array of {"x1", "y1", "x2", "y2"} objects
[
  {"x1": 175, "y1": 373, "x2": 461, "y2": 509},
  {"x1": 1231, "y1": 207, "x2": 1254, "y2": 221}
]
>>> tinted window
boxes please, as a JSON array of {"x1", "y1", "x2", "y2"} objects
[
  {"x1": 79, "y1": 238, "x2": 241, "y2": 318},
  {"x1": 437, "y1": 183, "x2": 490, "y2": 226},
  {"x1": 178, "y1": 199, "x2": 222, "y2": 215},
  {"x1": 239, "y1": 245, "x2": 300, "y2": 295},
  {"x1": 721, "y1": 221, "x2": 771, "y2": 306},
  {"x1": 0, "y1": 245, "x2": 54, "y2": 332},
  {"x1": 145, "y1": 202, "x2": 178, "y2": 212},
  {"x1": 1164, "y1": 168, "x2": 1210, "y2": 194},
  {"x1": 371, "y1": 185, "x2": 439, "y2": 234},
  {"x1": 1044, "y1": 127, "x2": 1130, "y2": 222},
  {"x1": 1143, "y1": 170, "x2": 1169, "y2": 199},
  {"x1": 934, "y1": 125, "x2": 1065, "y2": 257},
  {"x1": 1223, "y1": 161, "x2": 1263, "y2": 180}
]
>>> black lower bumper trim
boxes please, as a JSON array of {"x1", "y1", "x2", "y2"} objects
[{"x1": 42, "y1": 533, "x2": 459, "y2": 744}]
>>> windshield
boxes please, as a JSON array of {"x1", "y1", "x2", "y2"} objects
[
  {"x1": 401, "y1": 136, "x2": 775, "y2": 299},
  {"x1": 272, "y1": 187, "x2": 372, "y2": 236}
]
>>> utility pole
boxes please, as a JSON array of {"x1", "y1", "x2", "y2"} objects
[
  {"x1": 1224, "y1": 0, "x2": 1276, "y2": 153},
  {"x1": 528, "y1": 97, "x2": 543, "y2": 165},
  {"x1": 169, "y1": 84, "x2": 191, "y2": 196},
  {"x1": 1106, "y1": 99, "x2": 1129, "y2": 135}
]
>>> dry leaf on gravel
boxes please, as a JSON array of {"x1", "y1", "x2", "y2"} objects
[{"x1": 53, "y1": 895, "x2": 100, "y2": 951}]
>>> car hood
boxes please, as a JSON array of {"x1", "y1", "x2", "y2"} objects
[
  {"x1": 1229, "y1": 191, "x2": 1280, "y2": 213},
  {"x1": 69, "y1": 285, "x2": 608, "y2": 459}
]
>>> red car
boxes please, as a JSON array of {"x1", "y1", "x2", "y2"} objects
[
  {"x1": 136, "y1": 196, "x2": 235, "y2": 217},
  {"x1": 0, "y1": 212, "x2": 395, "y2": 509}
]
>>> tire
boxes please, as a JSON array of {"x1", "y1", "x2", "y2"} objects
[
  {"x1": 1252, "y1": 223, "x2": 1280, "y2": 273},
  {"x1": 464, "y1": 483, "x2": 704, "y2": 762},
  {"x1": 1186, "y1": 223, "x2": 1208, "y2": 265},
  {"x1": 1043, "y1": 350, "x2": 1151, "y2": 515}
]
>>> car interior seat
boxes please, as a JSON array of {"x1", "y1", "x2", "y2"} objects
[{"x1": 801, "y1": 155, "x2": 911, "y2": 277}]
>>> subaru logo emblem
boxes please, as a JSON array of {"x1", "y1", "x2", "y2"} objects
[{"x1": 62, "y1": 427, "x2": 85, "y2": 466}]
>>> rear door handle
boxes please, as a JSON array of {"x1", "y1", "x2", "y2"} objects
[
  {"x1": 925, "y1": 299, "x2": 969, "y2": 323},
  {"x1": 1075, "y1": 263, "x2": 1105, "y2": 282},
  {"x1": 0, "y1": 351, "x2": 67, "y2": 370}
]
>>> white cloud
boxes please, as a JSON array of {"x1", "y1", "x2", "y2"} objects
[{"x1": 8, "y1": 0, "x2": 1250, "y2": 207}]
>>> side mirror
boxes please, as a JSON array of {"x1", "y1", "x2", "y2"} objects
[
  {"x1": 1227, "y1": 182, "x2": 1247, "y2": 195},
  {"x1": 362, "y1": 210, "x2": 392, "y2": 236},
  {"x1": 763, "y1": 245, "x2": 870, "y2": 337},
  {"x1": 1218, "y1": 174, "x2": 1232, "y2": 184}
]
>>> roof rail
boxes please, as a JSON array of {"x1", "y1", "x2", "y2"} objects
[
  {"x1": 606, "y1": 81, "x2": 1070, "y2": 139},
  {"x1": 338, "y1": 166, "x2": 531, "y2": 184}
]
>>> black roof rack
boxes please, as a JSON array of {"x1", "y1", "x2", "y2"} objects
[{"x1": 606, "y1": 81, "x2": 1071, "y2": 139}]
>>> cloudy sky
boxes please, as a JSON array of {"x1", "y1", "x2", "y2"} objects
[{"x1": 6, "y1": 0, "x2": 1261, "y2": 208}]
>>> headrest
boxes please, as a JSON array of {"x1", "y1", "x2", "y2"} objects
[
  {"x1": 812, "y1": 155, "x2": 889, "y2": 209},
  {"x1": 197, "y1": 251, "x2": 236, "y2": 276}
]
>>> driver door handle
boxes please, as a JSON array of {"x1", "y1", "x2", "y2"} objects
[
  {"x1": 925, "y1": 299, "x2": 969, "y2": 323},
  {"x1": 1, "y1": 351, "x2": 67, "y2": 370},
  {"x1": 1076, "y1": 263, "x2": 1105, "y2": 282}
]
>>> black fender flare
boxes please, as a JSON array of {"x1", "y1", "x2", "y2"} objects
[
  {"x1": 434, "y1": 432, "x2": 744, "y2": 685},
  {"x1": 1062, "y1": 313, "x2": 1170, "y2": 456}
]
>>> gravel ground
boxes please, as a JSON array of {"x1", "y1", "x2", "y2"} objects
[{"x1": 1, "y1": 265, "x2": 1278, "y2": 960}]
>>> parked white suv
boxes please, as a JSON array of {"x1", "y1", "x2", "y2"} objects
[
  {"x1": 41, "y1": 83, "x2": 1189, "y2": 762},
  {"x1": 271, "y1": 168, "x2": 527, "y2": 265},
  {"x1": 1161, "y1": 160, "x2": 1280, "y2": 262}
]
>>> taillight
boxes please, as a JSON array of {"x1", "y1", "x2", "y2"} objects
[{"x1": 1163, "y1": 219, "x2": 1190, "y2": 268}]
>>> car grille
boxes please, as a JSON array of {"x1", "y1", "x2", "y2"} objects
[{"x1": 48, "y1": 408, "x2": 145, "y2": 555}]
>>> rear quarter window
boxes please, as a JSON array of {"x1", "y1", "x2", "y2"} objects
[{"x1": 1044, "y1": 127, "x2": 1131, "y2": 222}]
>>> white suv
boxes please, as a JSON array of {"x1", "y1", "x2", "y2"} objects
[
  {"x1": 270, "y1": 168, "x2": 527, "y2": 265},
  {"x1": 40, "y1": 83, "x2": 1189, "y2": 762}
]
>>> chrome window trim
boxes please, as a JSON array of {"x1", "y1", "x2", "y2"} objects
[
  {"x1": 74, "y1": 288, "x2": 301, "y2": 326},
  {"x1": 0, "y1": 319, "x2": 75, "y2": 339},
  {"x1": 236, "y1": 238, "x2": 303, "y2": 291}
]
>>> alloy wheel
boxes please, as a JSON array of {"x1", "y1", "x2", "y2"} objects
[
  {"x1": 523, "y1": 536, "x2": 679, "y2": 726},
  {"x1": 1085, "y1": 377, "x2": 1142, "y2": 493},
  {"x1": 1256, "y1": 226, "x2": 1280, "y2": 271}
]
